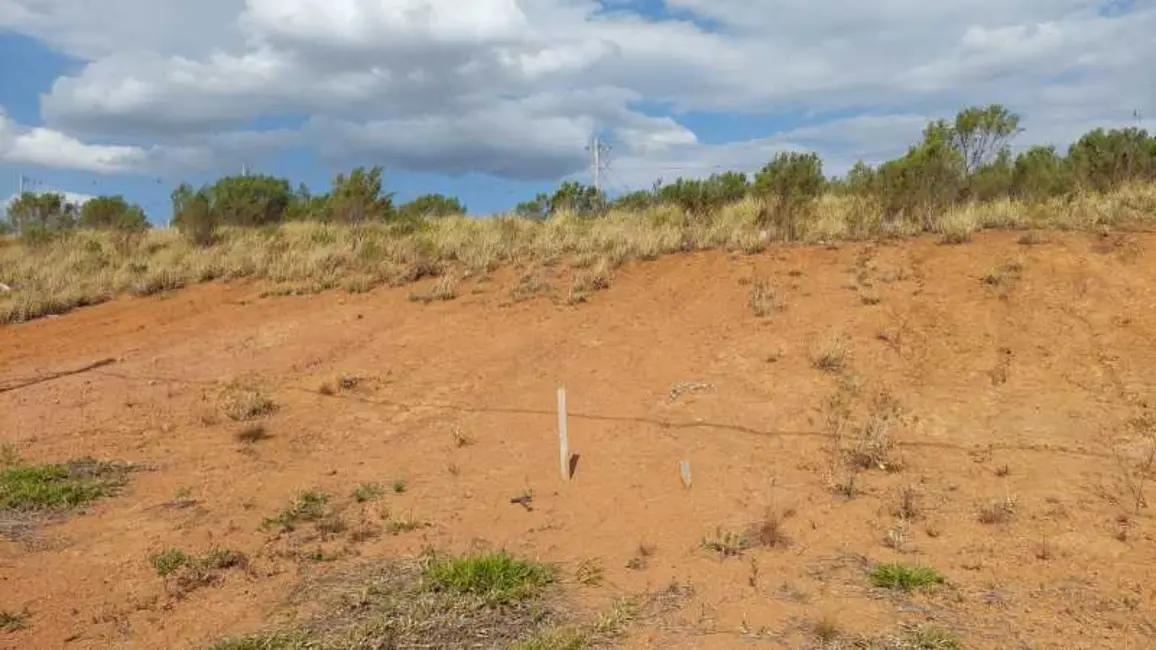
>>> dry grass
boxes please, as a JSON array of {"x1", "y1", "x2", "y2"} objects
[
  {"x1": 748, "y1": 279, "x2": 782, "y2": 316},
  {"x1": 810, "y1": 334, "x2": 849, "y2": 373},
  {"x1": 218, "y1": 380, "x2": 277, "y2": 422},
  {"x1": 748, "y1": 509, "x2": 793, "y2": 549},
  {"x1": 3, "y1": 184, "x2": 1156, "y2": 325}
]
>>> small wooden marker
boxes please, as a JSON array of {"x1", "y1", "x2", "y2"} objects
[
  {"x1": 679, "y1": 460, "x2": 692, "y2": 489},
  {"x1": 557, "y1": 386, "x2": 570, "y2": 481}
]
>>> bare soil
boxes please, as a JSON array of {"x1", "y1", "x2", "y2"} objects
[{"x1": 2, "y1": 231, "x2": 1156, "y2": 649}]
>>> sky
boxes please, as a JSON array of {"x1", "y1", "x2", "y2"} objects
[{"x1": 1, "y1": 0, "x2": 1154, "y2": 221}]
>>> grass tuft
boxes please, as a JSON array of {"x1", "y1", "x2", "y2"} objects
[
  {"x1": 810, "y1": 335, "x2": 848, "y2": 373},
  {"x1": 0, "y1": 609, "x2": 28, "y2": 632},
  {"x1": 869, "y1": 563, "x2": 945, "y2": 592},
  {"x1": 0, "y1": 458, "x2": 129, "y2": 512},
  {"x1": 423, "y1": 551, "x2": 557, "y2": 605},
  {"x1": 149, "y1": 547, "x2": 248, "y2": 595},
  {"x1": 352, "y1": 482, "x2": 383, "y2": 503},
  {"x1": 220, "y1": 382, "x2": 277, "y2": 422},
  {"x1": 261, "y1": 491, "x2": 329, "y2": 533}
]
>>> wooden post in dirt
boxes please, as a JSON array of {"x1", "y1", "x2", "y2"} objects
[
  {"x1": 558, "y1": 386, "x2": 570, "y2": 481},
  {"x1": 679, "y1": 460, "x2": 692, "y2": 489}
]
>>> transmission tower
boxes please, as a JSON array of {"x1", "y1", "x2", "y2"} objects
[{"x1": 586, "y1": 130, "x2": 612, "y2": 193}]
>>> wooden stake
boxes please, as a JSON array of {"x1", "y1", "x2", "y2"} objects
[{"x1": 558, "y1": 386, "x2": 570, "y2": 481}]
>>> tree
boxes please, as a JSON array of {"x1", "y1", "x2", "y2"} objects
[
  {"x1": 1012, "y1": 145, "x2": 1070, "y2": 201},
  {"x1": 967, "y1": 148, "x2": 1014, "y2": 201},
  {"x1": 284, "y1": 183, "x2": 328, "y2": 221},
  {"x1": 1067, "y1": 127, "x2": 1155, "y2": 192},
  {"x1": 208, "y1": 174, "x2": 293, "y2": 226},
  {"x1": 6, "y1": 192, "x2": 78, "y2": 235},
  {"x1": 515, "y1": 193, "x2": 550, "y2": 220},
  {"x1": 612, "y1": 187, "x2": 658, "y2": 211},
  {"x1": 397, "y1": 194, "x2": 466, "y2": 220},
  {"x1": 952, "y1": 104, "x2": 1023, "y2": 175},
  {"x1": 171, "y1": 183, "x2": 217, "y2": 246},
  {"x1": 548, "y1": 181, "x2": 604, "y2": 216},
  {"x1": 80, "y1": 195, "x2": 149, "y2": 231},
  {"x1": 842, "y1": 161, "x2": 876, "y2": 196},
  {"x1": 753, "y1": 152, "x2": 825, "y2": 239},
  {"x1": 872, "y1": 121, "x2": 965, "y2": 229},
  {"x1": 327, "y1": 166, "x2": 395, "y2": 223},
  {"x1": 656, "y1": 172, "x2": 749, "y2": 214}
]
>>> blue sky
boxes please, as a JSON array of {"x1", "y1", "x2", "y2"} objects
[{"x1": 1, "y1": 0, "x2": 1153, "y2": 222}]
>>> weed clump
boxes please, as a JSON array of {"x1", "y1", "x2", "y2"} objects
[
  {"x1": 869, "y1": 563, "x2": 945, "y2": 592},
  {"x1": 261, "y1": 491, "x2": 329, "y2": 533},
  {"x1": 424, "y1": 551, "x2": 557, "y2": 605},
  {"x1": 0, "y1": 458, "x2": 129, "y2": 512},
  {"x1": 220, "y1": 381, "x2": 277, "y2": 422},
  {"x1": 0, "y1": 609, "x2": 29, "y2": 632},
  {"x1": 150, "y1": 547, "x2": 248, "y2": 594}
]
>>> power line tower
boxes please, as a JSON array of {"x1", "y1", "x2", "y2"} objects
[{"x1": 586, "y1": 129, "x2": 612, "y2": 194}]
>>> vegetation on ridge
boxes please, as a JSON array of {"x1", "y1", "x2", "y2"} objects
[{"x1": 3, "y1": 103, "x2": 1156, "y2": 325}]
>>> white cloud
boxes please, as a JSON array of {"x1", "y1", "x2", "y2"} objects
[
  {"x1": 0, "y1": 107, "x2": 147, "y2": 173},
  {"x1": 1, "y1": 0, "x2": 1154, "y2": 188}
]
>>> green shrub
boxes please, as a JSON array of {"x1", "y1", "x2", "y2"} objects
[
  {"x1": 327, "y1": 166, "x2": 395, "y2": 223},
  {"x1": 397, "y1": 194, "x2": 467, "y2": 220},
  {"x1": 208, "y1": 174, "x2": 294, "y2": 226},
  {"x1": 80, "y1": 195, "x2": 150, "y2": 231},
  {"x1": 754, "y1": 152, "x2": 825, "y2": 239},
  {"x1": 171, "y1": 184, "x2": 217, "y2": 246}
]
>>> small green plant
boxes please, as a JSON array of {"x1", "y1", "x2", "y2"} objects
[
  {"x1": 424, "y1": 551, "x2": 556, "y2": 605},
  {"x1": 150, "y1": 548, "x2": 192, "y2": 577},
  {"x1": 869, "y1": 563, "x2": 944, "y2": 592},
  {"x1": 150, "y1": 547, "x2": 247, "y2": 593},
  {"x1": 352, "y1": 482, "x2": 383, "y2": 503},
  {"x1": 261, "y1": 490, "x2": 329, "y2": 532},
  {"x1": 392, "y1": 479, "x2": 408, "y2": 494}
]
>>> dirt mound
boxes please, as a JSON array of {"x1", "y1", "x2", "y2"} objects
[{"x1": 2, "y1": 231, "x2": 1155, "y2": 649}]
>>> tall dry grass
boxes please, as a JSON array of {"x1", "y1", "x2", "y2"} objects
[{"x1": 3, "y1": 184, "x2": 1156, "y2": 325}]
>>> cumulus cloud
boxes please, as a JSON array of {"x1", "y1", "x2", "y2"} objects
[
  {"x1": 0, "y1": 107, "x2": 147, "y2": 173},
  {"x1": 2, "y1": 0, "x2": 1155, "y2": 188}
]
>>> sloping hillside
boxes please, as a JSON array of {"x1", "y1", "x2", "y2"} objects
[{"x1": 2, "y1": 231, "x2": 1155, "y2": 649}]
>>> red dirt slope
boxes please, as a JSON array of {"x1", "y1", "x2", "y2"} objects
[{"x1": 2, "y1": 231, "x2": 1155, "y2": 649}]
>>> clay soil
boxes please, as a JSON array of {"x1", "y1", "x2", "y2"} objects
[{"x1": 2, "y1": 231, "x2": 1156, "y2": 649}]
